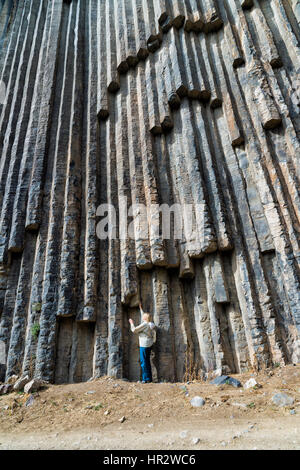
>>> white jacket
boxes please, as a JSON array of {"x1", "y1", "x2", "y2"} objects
[{"x1": 131, "y1": 321, "x2": 156, "y2": 348}]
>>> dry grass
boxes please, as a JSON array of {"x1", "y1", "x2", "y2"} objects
[{"x1": 0, "y1": 364, "x2": 299, "y2": 436}]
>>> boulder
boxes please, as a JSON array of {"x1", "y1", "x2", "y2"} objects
[
  {"x1": 272, "y1": 393, "x2": 294, "y2": 407},
  {"x1": 244, "y1": 378, "x2": 262, "y2": 389},
  {"x1": 210, "y1": 375, "x2": 242, "y2": 388},
  {"x1": 6, "y1": 375, "x2": 19, "y2": 385},
  {"x1": 0, "y1": 384, "x2": 13, "y2": 395},
  {"x1": 13, "y1": 375, "x2": 30, "y2": 392},
  {"x1": 24, "y1": 378, "x2": 48, "y2": 394},
  {"x1": 190, "y1": 396, "x2": 206, "y2": 407}
]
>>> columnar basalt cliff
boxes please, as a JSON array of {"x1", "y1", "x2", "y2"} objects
[{"x1": 0, "y1": 0, "x2": 299, "y2": 384}]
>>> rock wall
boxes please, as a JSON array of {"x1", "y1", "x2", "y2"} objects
[{"x1": 0, "y1": 0, "x2": 299, "y2": 384}]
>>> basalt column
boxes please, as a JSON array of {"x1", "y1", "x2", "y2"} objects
[{"x1": 0, "y1": 0, "x2": 299, "y2": 384}]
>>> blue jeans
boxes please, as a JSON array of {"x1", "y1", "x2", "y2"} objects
[{"x1": 139, "y1": 346, "x2": 152, "y2": 382}]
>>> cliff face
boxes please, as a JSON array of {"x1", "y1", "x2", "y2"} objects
[{"x1": 0, "y1": 0, "x2": 299, "y2": 384}]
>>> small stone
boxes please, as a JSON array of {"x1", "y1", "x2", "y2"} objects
[
  {"x1": 148, "y1": 424, "x2": 154, "y2": 428},
  {"x1": 244, "y1": 378, "x2": 262, "y2": 389},
  {"x1": 85, "y1": 390, "x2": 96, "y2": 395},
  {"x1": 272, "y1": 393, "x2": 294, "y2": 407},
  {"x1": 221, "y1": 395, "x2": 230, "y2": 402},
  {"x1": 119, "y1": 416, "x2": 126, "y2": 423},
  {"x1": 11, "y1": 399, "x2": 19, "y2": 409},
  {"x1": 104, "y1": 410, "x2": 110, "y2": 416},
  {"x1": 190, "y1": 396, "x2": 205, "y2": 408},
  {"x1": 0, "y1": 384, "x2": 12, "y2": 395},
  {"x1": 290, "y1": 409, "x2": 296, "y2": 415},
  {"x1": 6, "y1": 375, "x2": 19, "y2": 385},
  {"x1": 148, "y1": 39, "x2": 160, "y2": 53},
  {"x1": 192, "y1": 438, "x2": 200, "y2": 445},
  {"x1": 231, "y1": 402, "x2": 247, "y2": 409},
  {"x1": 13, "y1": 375, "x2": 30, "y2": 392},
  {"x1": 180, "y1": 431, "x2": 188, "y2": 439},
  {"x1": 25, "y1": 395, "x2": 35, "y2": 407}
]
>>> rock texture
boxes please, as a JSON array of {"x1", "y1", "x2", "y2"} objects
[{"x1": 0, "y1": 0, "x2": 299, "y2": 384}]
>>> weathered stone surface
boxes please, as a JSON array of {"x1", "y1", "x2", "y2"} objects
[
  {"x1": 272, "y1": 393, "x2": 295, "y2": 407},
  {"x1": 24, "y1": 379, "x2": 48, "y2": 394},
  {"x1": 13, "y1": 375, "x2": 30, "y2": 392},
  {"x1": 0, "y1": 364, "x2": 5, "y2": 383},
  {"x1": 0, "y1": 0, "x2": 299, "y2": 385},
  {"x1": 190, "y1": 396, "x2": 206, "y2": 407},
  {"x1": 210, "y1": 375, "x2": 242, "y2": 388},
  {"x1": 241, "y1": 0, "x2": 254, "y2": 10},
  {"x1": 0, "y1": 383, "x2": 12, "y2": 395},
  {"x1": 6, "y1": 374, "x2": 18, "y2": 385},
  {"x1": 25, "y1": 394, "x2": 35, "y2": 407}
]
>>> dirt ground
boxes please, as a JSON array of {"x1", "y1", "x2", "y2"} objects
[{"x1": 0, "y1": 365, "x2": 299, "y2": 450}]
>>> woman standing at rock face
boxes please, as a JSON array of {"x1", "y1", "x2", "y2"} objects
[{"x1": 129, "y1": 303, "x2": 156, "y2": 383}]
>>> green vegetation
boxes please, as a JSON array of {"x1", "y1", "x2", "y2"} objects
[
  {"x1": 31, "y1": 322, "x2": 40, "y2": 341},
  {"x1": 94, "y1": 403, "x2": 103, "y2": 411}
]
